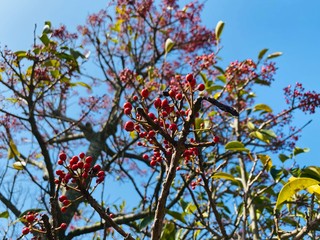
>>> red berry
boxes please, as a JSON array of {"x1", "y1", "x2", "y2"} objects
[
  {"x1": 123, "y1": 102, "x2": 132, "y2": 110},
  {"x1": 77, "y1": 161, "x2": 84, "y2": 169},
  {"x1": 82, "y1": 172, "x2": 88, "y2": 178},
  {"x1": 176, "y1": 166, "x2": 181, "y2": 171},
  {"x1": 124, "y1": 121, "x2": 135, "y2": 132},
  {"x1": 169, "y1": 123, "x2": 177, "y2": 132},
  {"x1": 124, "y1": 107, "x2": 132, "y2": 115},
  {"x1": 109, "y1": 213, "x2": 115, "y2": 218},
  {"x1": 63, "y1": 200, "x2": 70, "y2": 206},
  {"x1": 22, "y1": 227, "x2": 30, "y2": 235},
  {"x1": 148, "y1": 130, "x2": 155, "y2": 138},
  {"x1": 26, "y1": 214, "x2": 35, "y2": 223},
  {"x1": 213, "y1": 136, "x2": 219, "y2": 143},
  {"x1": 142, "y1": 154, "x2": 149, "y2": 160},
  {"x1": 197, "y1": 83, "x2": 205, "y2": 91},
  {"x1": 93, "y1": 164, "x2": 101, "y2": 172},
  {"x1": 79, "y1": 152, "x2": 85, "y2": 159},
  {"x1": 97, "y1": 171, "x2": 105, "y2": 177},
  {"x1": 186, "y1": 73, "x2": 194, "y2": 82},
  {"x1": 133, "y1": 95, "x2": 138, "y2": 101},
  {"x1": 59, "y1": 195, "x2": 67, "y2": 202},
  {"x1": 85, "y1": 156, "x2": 93, "y2": 164},
  {"x1": 169, "y1": 89, "x2": 176, "y2": 98},
  {"x1": 161, "y1": 99, "x2": 169, "y2": 108},
  {"x1": 148, "y1": 112, "x2": 156, "y2": 119},
  {"x1": 60, "y1": 223, "x2": 67, "y2": 230},
  {"x1": 150, "y1": 160, "x2": 157, "y2": 167},
  {"x1": 57, "y1": 160, "x2": 64, "y2": 165},
  {"x1": 61, "y1": 206, "x2": 67, "y2": 213},
  {"x1": 141, "y1": 88, "x2": 149, "y2": 98},
  {"x1": 154, "y1": 98, "x2": 161, "y2": 108},
  {"x1": 59, "y1": 152, "x2": 67, "y2": 161},
  {"x1": 175, "y1": 93, "x2": 182, "y2": 100},
  {"x1": 70, "y1": 156, "x2": 79, "y2": 165}
]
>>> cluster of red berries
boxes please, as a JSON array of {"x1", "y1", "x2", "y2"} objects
[
  {"x1": 21, "y1": 212, "x2": 67, "y2": 236},
  {"x1": 121, "y1": 73, "x2": 220, "y2": 168},
  {"x1": 55, "y1": 152, "x2": 105, "y2": 212},
  {"x1": 190, "y1": 177, "x2": 202, "y2": 190}
]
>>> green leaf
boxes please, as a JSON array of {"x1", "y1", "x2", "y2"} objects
[
  {"x1": 160, "y1": 221, "x2": 176, "y2": 240},
  {"x1": 15, "y1": 51, "x2": 27, "y2": 60},
  {"x1": 293, "y1": 147, "x2": 310, "y2": 156},
  {"x1": 275, "y1": 177, "x2": 320, "y2": 210},
  {"x1": 40, "y1": 34, "x2": 50, "y2": 46},
  {"x1": 270, "y1": 167, "x2": 283, "y2": 181},
  {"x1": 12, "y1": 161, "x2": 26, "y2": 170},
  {"x1": 278, "y1": 154, "x2": 290, "y2": 163},
  {"x1": 180, "y1": 199, "x2": 188, "y2": 212},
  {"x1": 73, "y1": 82, "x2": 92, "y2": 90},
  {"x1": 215, "y1": 20, "x2": 224, "y2": 42},
  {"x1": 267, "y1": 52, "x2": 282, "y2": 59},
  {"x1": 247, "y1": 121, "x2": 255, "y2": 131},
  {"x1": 7, "y1": 140, "x2": 20, "y2": 160},
  {"x1": 165, "y1": 38, "x2": 175, "y2": 55},
  {"x1": 225, "y1": 141, "x2": 249, "y2": 152},
  {"x1": 0, "y1": 211, "x2": 9, "y2": 219},
  {"x1": 216, "y1": 75, "x2": 226, "y2": 83},
  {"x1": 214, "y1": 66, "x2": 225, "y2": 74},
  {"x1": 212, "y1": 172, "x2": 240, "y2": 183},
  {"x1": 300, "y1": 166, "x2": 320, "y2": 182},
  {"x1": 195, "y1": 118, "x2": 204, "y2": 130},
  {"x1": 257, "y1": 154, "x2": 272, "y2": 171},
  {"x1": 260, "y1": 129, "x2": 277, "y2": 139},
  {"x1": 253, "y1": 103, "x2": 272, "y2": 113},
  {"x1": 166, "y1": 210, "x2": 186, "y2": 224},
  {"x1": 254, "y1": 78, "x2": 271, "y2": 86},
  {"x1": 258, "y1": 48, "x2": 268, "y2": 60},
  {"x1": 185, "y1": 203, "x2": 197, "y2": 214},
  {"x1": 139, "y1": 215, "x2": 154, "y2": 230},
  {"x1": 249, "y1": 130, "x2": 276, "y2": 144},
  {"x1": 199, "y1": 72, "x2": 208, "y2": 84}
]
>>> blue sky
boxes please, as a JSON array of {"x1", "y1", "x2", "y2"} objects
[{"x1": 0, "y1": 0, "x2": 318, "y2": 165}]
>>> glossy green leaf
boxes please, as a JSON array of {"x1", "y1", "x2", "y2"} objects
[
  {"x1": 212, "y1": 172, "x2": 240, "y2": 183},
  {"x1": 40, "y1": 34, "x2": 50, "y2": 46},
  {"x1": 166, "y1": 209, "x2": 187, "y2": 224},
  {"x1": 247, "y1": 121, "x2": 255, "y2": 131},
  {"x1": 300, "y1": 166, "x2": 320, "y2": 182},
  {"x1": 275, "y1": 177, "x2": 320, "y2": 210},
  {"x1": 199, "y1": 72, "x2": 208, "y2": 84},
  {"x1": 253, "y1": 103, "x2": 272, "y2": 113},
  {"x1": 257, "y1": 154, "x2": 272, "y2": 171},
  {"x1": 258, "y1": 48, "x2": 268, "y2": 60},
  {"x1": 0, "y1": 211, "x2": 9, "y2": 219},
  {"x1": 185, "y1": 203, "x2": 197, "y2": 214},
  {"x1": 249, "y1": 130, "x2": 275, "y2": 144},
  {"x1": 278, "y1": 154, "x2": 290, "y2": 163},
  {"x1": 293, "y1": 147, "x2": 310, "y2": 156},
  {"x1": 267, "y1": 52, "x2": 282, "y2": 59},
  {"x1": 260, "y1": 129, "x2": 277, "y2": 139},
  {"x1": 214, "y1": 65, "x2": 225, "y2": 74},
  {"x1": 7, "y1": 140, "x2": 20, "y2": 160},
  {"x1": 165, "y1": 38, "x2": 175, "y2": 55},
  {"x1": 216, "y1": 75, "x2": 226, "y2": 83},
  {"x1": 254, "y1": 78, "x2": 271, "y2": 86},
  {"x1": 139, "y1": 215, "x2": 154, "y2": 230},
  {"x1": 225, "y1": 141, "x2": 249, "y2": 152},
  {"x1": 270, "y1": 167, "x2": 283, "y2": 181},
  {"x1": 160, "y1": 221, "x2": 176, "y2": 240},
  {"x1": 215, "y1": 21, "x2": 224, "y2": 42},
  {"x1": 13, "y1": 161, "x2": 26, "y2": 170}
]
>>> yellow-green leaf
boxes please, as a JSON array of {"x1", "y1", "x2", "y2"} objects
[
  {"x1": 267, "y1": 52, "x2": 282, "y2": 59},
  {"x1": 7, "y1": 140, "x2": 20, "y2": 160},
  {"x1": 257, "y1": 154, "x2": 272, "y2": 171},
  {"x1": 253, "y1": 103, "x2": 272, "y2": 113},
  {"x1": 247, "y1": 121, "x2": 255, "y2": 131},
  {"x1": 225, "y1": 141, "x2": 249, "y2": 152},
  {"x1": 275, "y1": 177, "x2": 320, "y2": 210},
  {"x1": 13, "y1": 161, "x2": 26, "y2": 170},
  {"x1": 165, "y1": 38, "x2": 175, "y2": 55},
  {"x1": 212, "y1": 172, "x2": 240, "y2": 183},
  {"x1": 215, "y1": 20, "x2": 224, "y2": 43},
  {"x1": 258, "y1": 48, "x2": 268, "y2": 60}
]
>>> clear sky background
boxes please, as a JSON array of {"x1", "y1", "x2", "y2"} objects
[{"x1": 0, "y1": 0, "x2": 319, "y2": 165}]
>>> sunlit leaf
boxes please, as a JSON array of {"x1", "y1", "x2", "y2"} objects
[
  {"x1": 267, "y1": 51, "x2": 282, "y2": 59},
  {"x1": 40, "y1": 34, "x2": 50, "y2": 46},
  {"x1": 215, "y1": 20, "x2": 224, "y2": 42},
  {"x1": 300, "y1": 166, "x2": 320, "y2": 182},
  {"x1": 258, "y1": 48, "x2": 268, "y2": 60},
  {"x1": 165, "y1": 38, "x2": 175, "y2": 55},
  {"x1": 0, "y1": 211, "x2": 9, "y2": 219},
  {"x1": 185, "y1": 203, "x2": 197, "y2": 214},
  {"x1": 139, "y1": 215, "x2": 154, "y2": 230},
  {"x1": 257, "y1": 154, "x2": 272, "y2": 171},
  {"x1": 160, "y1": 221, "x2": 176, "y2": 240},
  {"x1": 212, "y1": 172, "x2": 240, "y2": 183},
  {"x1": 13, "y1": 161, "x2": 26, "y2": 170},
  {"x1": 253, "y1": 103, "x2": 272, "y2": 113},
  {"x1": 247, "y1": 121, "x2": 255, "y2": 131},
  {"x1": 7, "y1": 140, "x2": 20, "y2": 160},
  {"x1": 278, "y1": 154, "x2": 290, "y2": 163},
  {"x1": 225, "y1": 141, "x2": 249, "y2": 152},
  {"x1": 166, "y1": 210, "x2": 187, "y2": 224},
  {"x1": 275, "y1": 177, "x2": 320, "y2": 210},
  {"x1": 293, "y1": 147, "x2": 310, "y2": 156}
]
